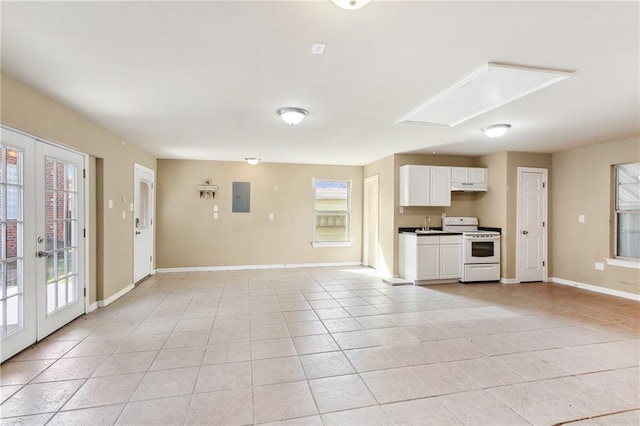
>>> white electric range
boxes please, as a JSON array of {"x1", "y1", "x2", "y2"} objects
[{"x1": 442, "y1": 217, "x2": 501, "y2": 282}]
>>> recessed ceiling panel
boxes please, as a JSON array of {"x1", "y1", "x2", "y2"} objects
[{"x1": 397, "y1": 63, "x2": 572, "y2": 127}]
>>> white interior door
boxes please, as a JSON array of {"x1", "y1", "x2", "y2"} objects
[
  {"x1": 35, "y1": 142, "x2": 86, "y2": 339},
  {"x1": 1, "y1": 130, "x2": 36, "y2": 362},
  {"x1": 133, "y1": 164, "x2": 154, "y2": 283},
  {"x1": 517, "y1": 167, "x2": 548, "y2": 282},
  {"x1": 363, "y1": 175, "x2": 379, "y2": 269}
]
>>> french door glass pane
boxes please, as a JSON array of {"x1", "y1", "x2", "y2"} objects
[
  {"x1": 1, "y1": 146, "x2": 24, "y2": 338},
  {"x1": 45, "y1": 156, "x2": 79, "y2": 316}
]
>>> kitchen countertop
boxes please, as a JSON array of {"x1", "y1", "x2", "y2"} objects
[{"x1": 398, "y1": 227, "x2": 502, "y2": 235}]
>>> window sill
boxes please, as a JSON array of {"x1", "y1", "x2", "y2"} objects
[
  {"x1": 606, "y1": 258, "x2": 640, "y2": 270},
  {"x1": 312, "y1": 241, "x2": 353, "y2": 248}
]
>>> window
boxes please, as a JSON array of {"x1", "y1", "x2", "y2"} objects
[
  {"x1": 615, "y1": 162, "x2": 640, "y2": 260},
  {"x1": 313, "y1": 179, "x2": 350, "y2": 246}
]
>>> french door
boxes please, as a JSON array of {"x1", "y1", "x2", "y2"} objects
[{"x1": 1, "y1": 127, "x2": 85, "y2": 362}]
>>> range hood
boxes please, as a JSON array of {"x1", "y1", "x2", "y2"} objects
[{"x1": 451, "y1": 182, "x2": 488, "y2": 192}]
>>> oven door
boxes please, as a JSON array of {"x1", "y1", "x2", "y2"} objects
[{"x1": 463, "y1": 236, "x2": 500, "y2": 264}]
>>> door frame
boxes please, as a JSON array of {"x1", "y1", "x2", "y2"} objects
[
  {"x1": 363, "y1": 174, "x2": 379, "y2": 270},
  {"x1": 515, "y1": 167, "x2": 549, "y2": 283},
  {"x1": 133, "y1": 163, "x2": 155, "y2": 283}
]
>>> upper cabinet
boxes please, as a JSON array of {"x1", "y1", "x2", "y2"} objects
[
  {"x1": 451, "y1": 167, "x2": 488, "y2": 191},
  {"x1": 399, "y1": 165, "x2": 451, "y2": 206}
]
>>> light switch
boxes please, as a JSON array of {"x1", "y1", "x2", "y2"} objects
[
  {"x1": 578, "y1": 214, "x2": 585, "y2": 223},
  {"x1": 109, "y1": 200, "x2": 114, "y2": 209},
  {"x1": 213, "y1": 205, "x2": 218, "y2": 212},
  {"x1": 269, "y1": 213, "x2": 274, "y2": 220},
  {"x1": 122, "y1": 211, "x2": 126, "y2": 220}
]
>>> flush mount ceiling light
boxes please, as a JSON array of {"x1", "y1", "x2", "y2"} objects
[
  {"x1": 481, "y1": 124, "x2": 511, "y2": 138},
  {"x1": 245, "y1": 157, "x2": 260, "y2": 165},
  {"x1": 331, "y1": 0, "x2": 372, "y2": 10},
  {"x1": 397, "y1": 63, "x2": 572, "y2": 127},
  {"x1": 277, "y1": 107, "x2": 308, "y2": 126}
]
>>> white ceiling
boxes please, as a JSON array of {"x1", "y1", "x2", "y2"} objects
[{"x1": 2, "y1": 1, "x2": 638, "y2": 166}]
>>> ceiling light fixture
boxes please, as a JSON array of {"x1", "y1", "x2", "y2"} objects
[
  {"x1": 277, "y1": 107, "x2": 308, "y2": 126},
  {"x1": 245, "y1": 157, "x2": 260, "y2": 165},
  {"x1": 481, "y1": 124, "x2": 511, "y2": 138},
  {"x1": 331, "y1": 0, "x2": 372, "y2": 10}
]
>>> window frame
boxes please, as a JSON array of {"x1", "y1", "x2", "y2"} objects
[
  {"x1": 312, "y1": 178, "x2": 352, "y2": 248},
  {"x1": 612, "y1": 162, "x2": 640, "y2": 263}
]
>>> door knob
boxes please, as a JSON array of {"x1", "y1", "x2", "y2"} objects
[
  {"x1": 37, "y1": 251, "x2": 50, "y2": 258},
  {"x1": 522, "y1": 230, "x2": 529, "y2": 235}
]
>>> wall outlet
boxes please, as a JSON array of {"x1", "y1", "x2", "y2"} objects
[
  {"x1": 108, "y1": 200, "x2": 114, "y2": 209},
  {"x1": 578, "y1": 214, "x2": 585, "y2": 223},
  {"x1": 122, "y1": 211, "x2": 126, "y2": 220},
  {"x1": 213, "y1": 212, "x2": 218, "y2": 220},
  {"x1": 595, "y1": 262, "x2": 604, "y2": 271},
  {"x1": 129, "y1": 203, "x2": 134, "y2": 212},
  {"x1": 213, "y1": 205, "x2": 218, "y2": 212},
  {"x1": 399, "y1": 207, "x2": 404, "y2": 214},
  {"x1": 268, "y1": 213, "x2": 274, "y2": 220}
]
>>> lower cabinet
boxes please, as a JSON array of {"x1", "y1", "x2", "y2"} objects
[{"x1": 399, "y1": 233, "x2": 462, "y2": 284}]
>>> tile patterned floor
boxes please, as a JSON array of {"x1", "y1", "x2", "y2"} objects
[{"x1": 1, "y1": 266, "x2": 639, "y2": 425}]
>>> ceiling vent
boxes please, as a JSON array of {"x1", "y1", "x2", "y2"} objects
[{"x1": 397, "y1": 63, "x2": 572, "y2": 127}]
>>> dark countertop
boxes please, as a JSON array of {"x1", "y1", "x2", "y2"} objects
[{"x1": 398, "y1": 226, "x2": 502, "y2": 235}]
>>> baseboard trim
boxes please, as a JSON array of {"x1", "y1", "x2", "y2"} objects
[
  {"x1": 87, "y1": 302, "x2": 98, "y2": 313},
  {"x1": 551, "y1": 277, "x2": 640, "y2": 302},
  {"x1": 97, "y1": 283, "x2": 135, "y2": 308},
  {"x1": 156, "y1": 261, "x2": 362, "y2": 274},
  {"x1": 500, "y1": 278, "x2": 518, "y2": 284}
]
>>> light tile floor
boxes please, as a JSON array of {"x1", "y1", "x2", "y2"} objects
[{"x1": 1, "y1": 266, "x2": 639, "y2": 425}]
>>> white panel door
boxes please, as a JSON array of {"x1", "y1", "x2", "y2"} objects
[
  {"x1": 517, "y1": 168, "x2": 547, "y2": 282},
  {"x1": 133, "y1": 164, "x2": 154, "y2": 283},
  {"x1": 36, "y1": 142, "x2": 86, "y2": 339},
  {"x1": 0, "y1": 130, "x2": 36, "y2": 362}
]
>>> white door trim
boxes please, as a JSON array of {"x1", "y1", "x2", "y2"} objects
[{"x1": 516, "y1": 167, "x2": 549, "y2": 283}]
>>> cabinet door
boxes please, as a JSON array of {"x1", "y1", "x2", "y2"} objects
[
  {"x1": 400, "y1": 165, "x2": 430, "y2": 206},
  {"x1": 450, "y1": 167, "x2": 468, "y2": 184},
  {"x1": 417, "y1": 245, "x2": 439, "y2": 280},
  {"x1": 440, "y1": 244, "x2": 462, "y2": 279},
  {"x1": 468, "y1": 168, "x2": 487, "y2": 184},
  {"x1": 429, "y1": 166, "x2": 451, "y2": 206}
]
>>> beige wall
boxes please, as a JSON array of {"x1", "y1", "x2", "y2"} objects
[
  {"x1": 156, "y1": 159, "x2": 362, "y2": 268},
  {"x1": 551, "y1": 137, "x2": 639, "y2": 295},
  {"x1": 1, "y1": 72, "x2": 157, "y2": 302},
  {"x1": 363, "y1": 155, "x2": 395, "y2": 277},
  {"x1": 476, "y1": 152, "x2": 509, "y2": 277},
  {"x1": 475, "y1": 152, "x2": 552, "y2": 279}
]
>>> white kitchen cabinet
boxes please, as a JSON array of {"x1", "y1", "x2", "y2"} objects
[
  {"x1": 451, "y1": 167, "x2": 487, "y2": 191},
  {"x1": 439, "y1": 236, "x2": 462, "y2": 280},
  {"x1": 399, "y1": 233, "x2": 461, "y2": 284},
  {"x1": 417, "y1": 242, "x2": 439, "y2": 281},
  {"x1": 399, "y1": 165, "x2": 451, "y2": 206}
]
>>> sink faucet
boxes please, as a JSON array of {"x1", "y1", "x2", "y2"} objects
[{"x1": 423, "y1": 216, "x2": 431, "y2": 230}]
